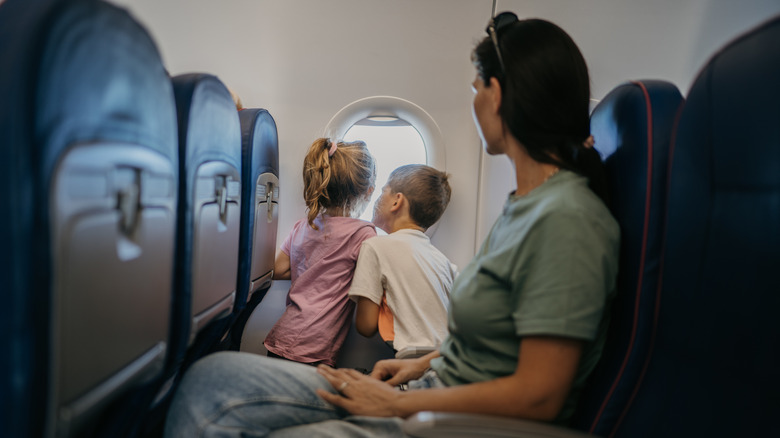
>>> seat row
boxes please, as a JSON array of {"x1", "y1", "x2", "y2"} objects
[
  {"x1": 0, "y1": 1, "x2": 279, "y2": 437},
  {"x1": 403, "y1": 14, "x2": 780, "y2": 438}
]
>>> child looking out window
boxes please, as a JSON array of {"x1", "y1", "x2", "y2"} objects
[
  {"x1": 349, "y1": 164, "x2": 457, "y2": 354},
  {"x1": 265, "y1": 138, "x2": 376, "y2": 366}
]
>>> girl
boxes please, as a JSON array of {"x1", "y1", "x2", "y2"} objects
[{"x1": 264, "y1": 137, "x2": 377, "y2": 366}]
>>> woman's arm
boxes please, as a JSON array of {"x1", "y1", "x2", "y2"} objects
[
  {"x1": 273, "y1": 251, "x2": 291, "y2": 280},
  {"x1": 317, "y1": 336, "x2": 581, "y2": 421},
  {"x1": 370, "y1": 350, "x2": 440, "y2": 385},
  {"x1": 395, "y1": 336, "x2": 583, "y2": 420},
  {"x1": 355, "y1": 297, "x2": 380, "y2": 337}
]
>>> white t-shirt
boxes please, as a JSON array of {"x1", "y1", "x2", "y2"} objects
[{"x1": 349, "y1": 229, "x2": 458, "y2": 352}]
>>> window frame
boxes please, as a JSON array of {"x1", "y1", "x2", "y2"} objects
[
  {"x1": 324, "y1": 96, "x2": 447, "y2": 235},
  {"x1": 324, "y1": 96, "x2": 446, "y2": 171}
]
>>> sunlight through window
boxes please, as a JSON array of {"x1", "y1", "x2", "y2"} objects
[{"x1": 343, "y1": 117, "x2": 427, "y2": 221}]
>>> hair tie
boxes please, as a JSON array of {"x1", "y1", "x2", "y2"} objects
[
  {"x1": 582, "y1": 135, "x2": 595, "y2": 149},
  {"x1": 328, "y1": 139, "x2": 338, "y2": 157}
]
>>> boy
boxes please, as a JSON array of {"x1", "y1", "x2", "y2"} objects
[{"x1": 348, "y1": 164, "x2": 457, "y2": 355}]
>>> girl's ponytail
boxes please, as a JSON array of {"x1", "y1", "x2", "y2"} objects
[
  {"x1": 303, "y1": 138, "x2": 334, "y2": 229},
  {"x1": 302, "y1": 138, "x2": 375, "y2": 229}
]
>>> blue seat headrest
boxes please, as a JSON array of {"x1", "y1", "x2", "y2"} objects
[{"x1": 675, "y1": 17, "x2": 780, "y2": 191}]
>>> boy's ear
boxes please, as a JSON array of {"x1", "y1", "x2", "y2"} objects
[{"x1": 389, "y1": 192, "x2": 404, "y2": 212}]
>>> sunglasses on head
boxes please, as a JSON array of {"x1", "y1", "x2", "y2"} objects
[{"x1": 485, "y1": 11, "x2": 519, "y2": 76}]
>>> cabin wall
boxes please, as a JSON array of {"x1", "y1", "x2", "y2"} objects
[
  {"x1": 109, "y1": 0, "x2": 488, "y2": 269},
  {"x1": 109, "y1": 0, "x2": 780, "y2": 267}
]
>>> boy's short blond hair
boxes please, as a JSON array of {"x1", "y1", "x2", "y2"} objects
[{"x1": 387, "y1": 164, "x2": 451, "y2": 230}]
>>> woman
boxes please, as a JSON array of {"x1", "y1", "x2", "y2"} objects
[{"x1": 165, "y1": 14, "x2": 619, "y2": 437}]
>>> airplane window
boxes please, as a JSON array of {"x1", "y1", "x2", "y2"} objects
[
  {"x1": 343, "y1": 116, "x2": 427, "y2": 221},
  {"x1": 324, "y1": 96, "x2": 446, "y2": 233}
]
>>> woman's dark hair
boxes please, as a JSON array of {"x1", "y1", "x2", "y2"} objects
[{"x1": 473, "y1": 18, "x2": 608, "y2": 203}]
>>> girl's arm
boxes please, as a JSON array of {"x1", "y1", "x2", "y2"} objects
[
  {"x1": 317, "y1": 336, "x2": 582, "y2": 422},
  {"x1": 355, "y1": 297, "x2": 380, "y2": 337},
  {"x1": 273, "y1": 251, "x2": 291, "y2": 280}
]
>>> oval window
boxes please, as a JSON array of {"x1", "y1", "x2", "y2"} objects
[{"x1": 324, "y1": 96, "x2": 446, "y2": 225}]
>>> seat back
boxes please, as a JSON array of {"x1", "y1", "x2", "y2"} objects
[
  {"x1": 570, "y1": 81, "x2": 683, "y2": 436},
  {"x1": 237, "y1": 109, "x2": 279, "y2": 306},
  {"x1": 228, "y1": 108, "x2": 280, "y2": 348},
  {"x1": 170, "y1": 74, "x2": 242, "y2": 363},
  {"x1": 335, "y1": 323, "x2": 396, "y2": 372},
  {"x1": 0, "y1": 0, "x2": 178, "y2": 436},
  {"x1": 614, "y1": 16, "x2": 780, "y2": 437}
]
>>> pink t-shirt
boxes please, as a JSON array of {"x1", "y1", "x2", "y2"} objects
[{"x1": 264, "y1": 215, "x2": 376, "y2": 365}]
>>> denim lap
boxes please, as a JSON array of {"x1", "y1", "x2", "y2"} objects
[
  {"x1": 165, "y1": 351, "x2": 406, "y2": 437},
  {"x1": 407, "y1": 369, "x2": 446, "y2": 390}
]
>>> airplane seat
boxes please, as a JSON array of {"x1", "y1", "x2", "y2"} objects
[
  {"x1": 227, "y1": 108, "x2": 280, "y2": 350},
  {"x1": 335, "y1": 322, "x2": 396, "y2": 372},
  {"x1": 569, "y1": 80, "x2": 684, "y2": 436},
  {"x1": 610, "y1": 16, "x2": 780, "y2": 437},
  {"x1": 169, "y1": 74, "x2": 242, "y2": 368},
  {"x1": 403, "y1": 79, "x2": 684, "y2": 437},
  {"x1": 0, "y1": 0, "x2": 178, "y2": 437}
]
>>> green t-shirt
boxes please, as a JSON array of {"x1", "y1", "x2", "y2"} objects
[{"x1": 431, "y1": 170, "x2": 620, "y2": 424}]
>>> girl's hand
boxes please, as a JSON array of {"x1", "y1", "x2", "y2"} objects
[
  {"x1": 370, "y1": 358, "x2": 428, "y2": 386},
  {"x1": 316, "y1": 366, "x2": 405, "y2": 417}
]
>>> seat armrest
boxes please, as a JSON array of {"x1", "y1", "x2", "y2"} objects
[
  {"x1": 402, "y1": 412, "x2": 597, "y2": 438},
  {"x1": 395, "y1": 346, "x2": 436, "y2": 359}
]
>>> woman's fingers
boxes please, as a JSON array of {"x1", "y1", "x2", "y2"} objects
[
  {"x1": 315, "y1": 369, "x2": 402, "y2": 417},
  {"x1": 316, "y1": 388, "x2": 361, "y2": 413},
  {"x1": 316, "y1": 365, "x2": 339, "y2": 389},
  {"x1": 317, "y1": 388, "x2": 344, "y2": 404},
  {"x1": 317, "y1": 365, "x2": 360, "y2": 394}
]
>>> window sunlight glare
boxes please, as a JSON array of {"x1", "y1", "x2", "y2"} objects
[{"x1": 343, "y1": 118, "x2": 427, "y2": 222}]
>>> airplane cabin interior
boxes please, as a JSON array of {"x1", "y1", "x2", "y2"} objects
[{"x1": 1, "y1": 0, "x2": 779, "y2": 437}]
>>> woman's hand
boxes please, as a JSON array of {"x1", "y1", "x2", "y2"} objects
[
  {"x1": 316, "y1": 366, "x2": 405, "y2": 417},
  {"x1": 369, "y1": 357, "x2": 429, "y2": 386}
]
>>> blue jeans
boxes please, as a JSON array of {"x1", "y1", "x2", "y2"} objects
[{"x1": 164, "y1": 351, "x2": 409, "y2": 437}]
